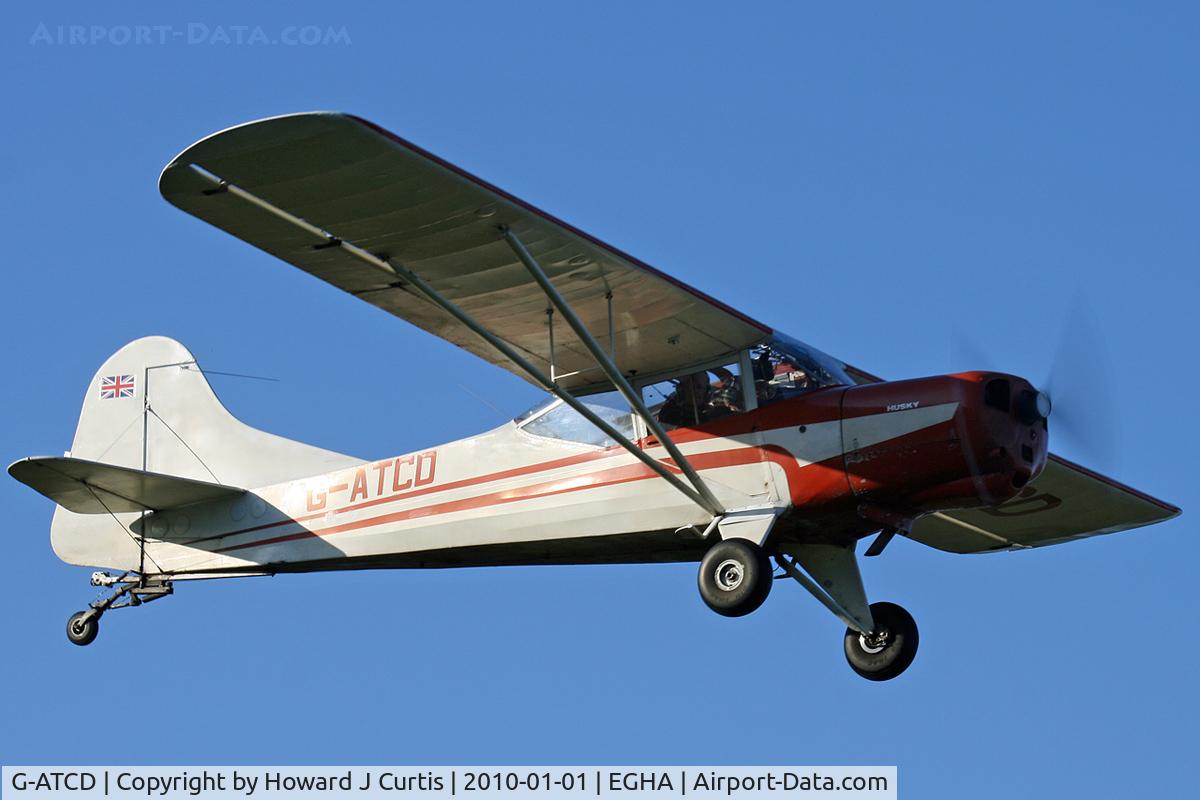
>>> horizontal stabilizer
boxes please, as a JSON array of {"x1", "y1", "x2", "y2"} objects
[{"x1": 9, "y1": 457, "x2": 244, "y2": 514}]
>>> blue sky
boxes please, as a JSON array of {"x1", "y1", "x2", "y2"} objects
[{"x1": 1, "y1": 1, "x2": 1196, "y2": 796}]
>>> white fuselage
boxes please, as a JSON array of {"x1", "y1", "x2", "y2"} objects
[{"x1": 133, "y1": 400, "x2": 956, "y2": 577}]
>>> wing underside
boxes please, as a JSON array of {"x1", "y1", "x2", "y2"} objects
[
  {"x1": 159, "y1": 112, "x2": 772, "y2": 392},
  {"x1": 909, "y1": 454, "x2": 1180, "y2": 553}
]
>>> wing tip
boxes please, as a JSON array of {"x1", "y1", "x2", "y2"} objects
[
  {"x1": 158, "y1": 110, "x2": 352, "y2": 194},
  {"x1": 9, "y1": 455, "x2": 52, "y2": 479},
  {"x1": 1046, "y1": 452, "x2": 1181, "y2": 518}
]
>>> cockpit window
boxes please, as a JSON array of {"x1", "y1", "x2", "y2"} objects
[
  {"x1": 641, "y1": 358, "x2": 746, "y2": 430},
  {"x1": 517, "y1": 390, "x2": 634, "y2": 448},
  {"x1": 513, "y1": 334, "x2": 850, "y2": 442},
  {"x1": 752, "y1": 335, "x2": 852, "y2": 406}
]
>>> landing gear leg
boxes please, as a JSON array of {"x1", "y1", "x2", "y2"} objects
[
  {"x1": 775, "y1": 544, "x2": 920, "y2": 681},
  {"x1": 65, "y1": 572, "x2": 173, "y2": 646}
]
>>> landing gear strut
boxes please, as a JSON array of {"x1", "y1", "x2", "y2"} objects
[
  {"x1": 773, "y1": 546, "x2": 921, "y2": 681},
  {"x1": 65, "y1": 572, "x2": 173, "y2": 646}
]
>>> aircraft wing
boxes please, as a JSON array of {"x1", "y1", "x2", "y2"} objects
[
  {"x1": 908, "y1": 454, "x2": 1180, "y2": 553},
  {"x1": 159, "y1": 112, "x2": 772, "y2": 392}
]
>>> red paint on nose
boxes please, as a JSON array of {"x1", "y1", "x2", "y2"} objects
[{"x1": 839, "y1": 372, "x2": 1049, "y2": 514}]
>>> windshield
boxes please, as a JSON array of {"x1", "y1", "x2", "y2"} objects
[
  {"x1": 751, "y1": 334, "x2": 853, "y2": 405},
  {"x1": 514, "y1": 396, "x2": 557, "y2": 424}
]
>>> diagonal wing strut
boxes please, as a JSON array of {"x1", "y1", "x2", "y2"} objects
[
  {"x1": 186, "y1": 165, "x2": 724, "y2": 517},
  {"x1": 501, "y1": 227, "x2": 725, "y2": 516}
]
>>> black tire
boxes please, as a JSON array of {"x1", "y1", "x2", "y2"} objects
[
  {"x1": 697, "y1": 539, "x2": 772, "y2": 617},
  {"x1": 844, "y1": 601, "x2": 918, "y2": 681},
  {"x1": 66, "y1": 611, "x2": 99, "y2": 647}
]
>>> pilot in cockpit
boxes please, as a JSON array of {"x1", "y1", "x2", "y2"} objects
[{"x1": 657, "y1": 368, "x2": 741, "y2": 427}]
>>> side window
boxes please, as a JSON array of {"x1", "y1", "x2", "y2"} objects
[
  {"x1": 641, "y1": 360, "x2": 745, "y2": 430},
  {"x1": 520, "y1": 390, "x2": 634, "y2": 447}
]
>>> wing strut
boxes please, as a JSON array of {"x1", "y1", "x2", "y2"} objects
[
  {"x1": 501, "y1": 227, "x2": 725, "y2": 517},
  {"x1": 186, "y1": 165, "x2": 723, "y2": 517}
]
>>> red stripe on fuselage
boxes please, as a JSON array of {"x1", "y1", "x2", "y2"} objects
[
  {"x1": 189, "y1": 394, "x2": 857, "y2": 550},
  {"x1": 184, "y1": 444, "x2": 631, "y2": 546},
  {"x1": 215, "y1": 457, "x2": 687, "y2": 553},
  {"x1": 210, "y1": 443, "x2": 852, "y2": 555}
]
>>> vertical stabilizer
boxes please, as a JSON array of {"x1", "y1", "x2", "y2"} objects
[{"x1": 49, "y1": 336, "x2": 362, "y2": 570}]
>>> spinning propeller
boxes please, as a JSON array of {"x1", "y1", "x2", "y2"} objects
[{"x1": 952, "y1": 296, "x2": 1119, "y2": 470}]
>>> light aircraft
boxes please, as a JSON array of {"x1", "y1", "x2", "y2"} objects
[{"x1": 10, "y1": 113, "x2": 1180, "y2": 680}]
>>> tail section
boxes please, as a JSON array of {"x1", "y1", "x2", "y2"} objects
[
  {"x1": 68, "y1": 336, "x2": 359, "y2": 485},
  {"x1": 44, "y1": 336, "x2": 363, "y2": 570}
]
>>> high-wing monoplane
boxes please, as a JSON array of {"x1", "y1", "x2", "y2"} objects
[{"x1": 11, "y1": 113, "x2": 1180, "y2": 680}]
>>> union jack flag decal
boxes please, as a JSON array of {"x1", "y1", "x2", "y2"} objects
[{"x1": 99, "y1": 374, "x2": 136, "y2": 400}]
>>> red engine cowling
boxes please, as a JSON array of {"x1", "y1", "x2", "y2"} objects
[{"x1": 839, "y1": 372, "x2": 1049, "y2": 514}]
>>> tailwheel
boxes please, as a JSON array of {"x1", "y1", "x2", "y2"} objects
[
  {"x1": 66, "y1": 611, "x2": 100, "y2": 647},
  {"x1": 63, "y1": 573, "x2": 174, "y2": 646},
  {"x1": 697, "y1": 538, "x2": 772, "y2": 617},
  {"x1": 844, "y1": 601, "x2": 918, "y2": 681}
]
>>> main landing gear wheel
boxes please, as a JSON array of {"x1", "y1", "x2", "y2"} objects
[
  {"x1": 66, "y1": 611, "x2": 100, "y2": 647},
  {"x1": 844, "y1": 601, "x2": 918, "y2": 681},
  {"x1": 698, "y1": 538, "x2": 772, "y2": 617}
]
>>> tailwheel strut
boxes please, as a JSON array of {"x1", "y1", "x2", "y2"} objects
[{"x1": 66, "y1": 572, "x2": 173, "y2": 647}]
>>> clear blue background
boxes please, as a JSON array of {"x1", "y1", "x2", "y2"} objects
[{"x1": 2, "y1": 2, "x2": 1196, "y2": 797}]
